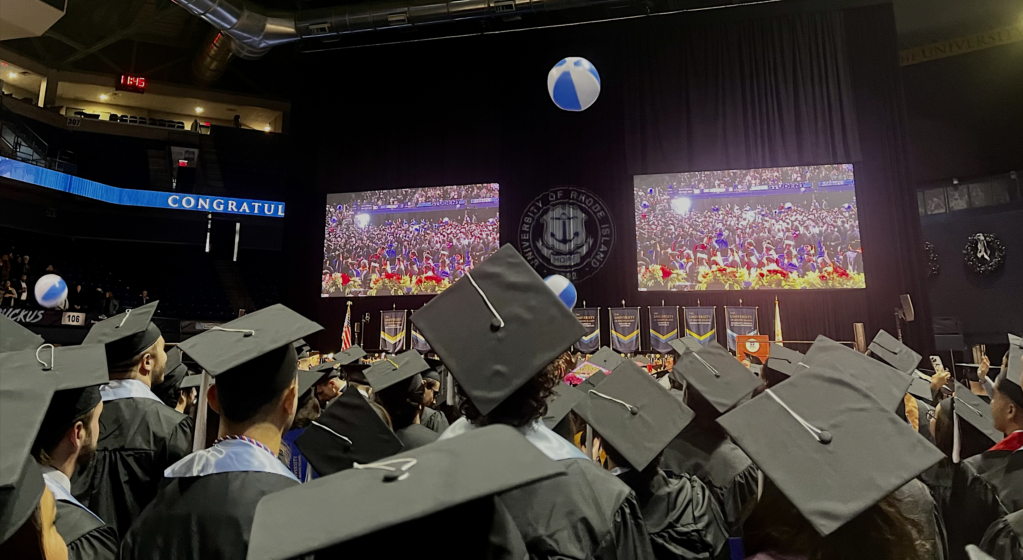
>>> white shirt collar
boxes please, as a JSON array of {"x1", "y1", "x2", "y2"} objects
[
  {"x1": 100, "y1": 379, "x2": 164, "y2": 403},
  {"x1": 164, "y1": 438, "x2": 299, "y2": 481}
]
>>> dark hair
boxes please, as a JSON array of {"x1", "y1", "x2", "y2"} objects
[
  {"x1": 459, "y1": 352, "x2": 569, "y2": 428},
  {"x1": 373, "y1": 375, "x2": 425, "y2": 430},
  {"x1": 216, "y1": 345, "x2": 297, "y2": 424},
  {"x1": 289, "y1": 392, "x2": 321, "y2": 431},
  {"x1": 742, "y1": 479, "x2": 924, "y2": 560},
  {"x1": 32, "y1": 406, "x2": 96, "y2": 467}
]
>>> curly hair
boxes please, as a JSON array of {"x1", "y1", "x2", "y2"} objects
[{"x1": 459, "y1": 352, "x2": 571, "y2": 428}]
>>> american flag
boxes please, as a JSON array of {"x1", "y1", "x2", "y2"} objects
[{"x1": 341, "y1": 302, "x2": 353, "y2": 350}]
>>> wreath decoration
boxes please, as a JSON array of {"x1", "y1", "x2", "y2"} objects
[
  {"x1": 924, "y1": 242, "x2": 940, "y2": 277},
  {"x1": 963, "y1": 233, "x2": 1005, "y2": 274}
]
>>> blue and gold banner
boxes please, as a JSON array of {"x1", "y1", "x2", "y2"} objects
[
  {"x1": 411, "y1": 325, "x2": 431, "y2": 354},
  {"x1": 725, "y1": 306, "x2": 759, "y2": 352},
  {"x1": 683, "y1": 307, "x2": 718, "y2": 348},
  {"x1": 610, "y1": 307, "x2": 641, "y2": 353},
  {"x1": 573, "y1": 308, "x2": 601, "y2": 354},
  {"x1": 648, "y1": 306, "x2": 679, "y2": 354},
  {"x1": 380, "y1": 310, "x2": 407, "y2": 353}
]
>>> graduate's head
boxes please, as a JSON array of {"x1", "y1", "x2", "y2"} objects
[
  {"x1": 32, "y1": 401, "x2": 103, "y2": 471},
  {"x1": 208, "y1": 344, "x2": 300, "y2": 431},
  {"x1": 458, "y1": 353, "x2": 567, "y2": 429},
  {"x1": 289, "y1": 389, "x2": 321, "y2": 432},
  {"x1": 82, "y1": 302, "x2": 165, "y2": 385},
  {"x1": 108, "y1": 336, "x2": 167, "y2": 385},
  {"x1": 990, "y1": 370, "x2": 1023, "y2": 435},
  {"x1": 372, "y1": 372, "x2": 426, "y2": 430},
  {"x1": 0, "y1": 487, "x2": 68, "y2": 560}
]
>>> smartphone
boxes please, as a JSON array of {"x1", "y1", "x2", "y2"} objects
[{"x1": 929, "y1": 355, "x2": 944, "y2": 372}]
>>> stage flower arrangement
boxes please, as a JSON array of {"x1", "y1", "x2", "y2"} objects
[
  {"x1": 640, "y1": 265, "x2": 685, "y2": 290},
  {"x1": 696, "y1": 266, "x2": 749, "y2": 290},
  {"x1": 369, "y1": 272, "x2": 410, "y2": 295},
  {"x1": 412, "y1": 274, "x2": 449, "y2": 294},
  {"x1": 803, "y1": 266, "x2": 865, "y2": 289},
  {"x1": 324, "y1": 273, "x2": 362, "y2": 296},
  {"x1": 751, "y1": 267, "x2": 800, "y2": 289}
]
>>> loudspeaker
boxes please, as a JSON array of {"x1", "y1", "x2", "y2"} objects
[{"x1": 899, "y1": 294, "x2": 915, "y2": 322}]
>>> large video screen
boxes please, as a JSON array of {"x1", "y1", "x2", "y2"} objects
[
  {"x1": 635, "y1": 164, "x2": 865, "y2": 291},
  {"x1": 322, "y1": 184, "x2": 499, "y2": 297}
]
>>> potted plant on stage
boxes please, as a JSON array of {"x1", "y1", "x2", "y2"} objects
[
  {"x1": 640, "y1": 265, "x2": 684, "y2": 290},
  {"x1": 370, "y1": 272, "x2": 409, "y2": 296},
  {"x1": 326, "y1": 273, "x2": 362, "y2": 296},
  {"x1": 412, "y1": 273, "x2": 449, "y2": 294},
  {"x1": 697, "y1": 265, "x2": 749, "y2": 290}
]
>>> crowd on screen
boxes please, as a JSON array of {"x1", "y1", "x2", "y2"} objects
[
  {"x1": 635, "y1": 190, "x2": 863, "y2": 283},
  {"x1": 641, "y1": 164, "x2": 855, "y2": 192},
  {"x1": 322, "y1": 185, "x2": 500, "y2": 285}
]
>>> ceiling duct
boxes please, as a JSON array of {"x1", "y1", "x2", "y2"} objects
[
  {"x1": 172, "y1": 0, "x2": 629, "y2": 60},
  {"x1": 192, "y1": 28, "x2": 235, "y2": 87}
]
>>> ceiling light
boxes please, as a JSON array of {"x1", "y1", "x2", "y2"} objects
[
  {"x1": 264, "y1": 125, "x2": 271, "y2": 132},
  {"x1": 99, "y1": 94, "x2": 108, "y2": 100},
  {"x1": 195, "y1": 107, "x2": 204, "y2": 114}
]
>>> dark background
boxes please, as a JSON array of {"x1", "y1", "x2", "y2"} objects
[{"x1": 277, "y1": 1, "x2": 935, "y2": 355}]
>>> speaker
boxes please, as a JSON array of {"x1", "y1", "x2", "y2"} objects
[{"x1": 899, "y1": 294, "x2": 915, "y2": 322}]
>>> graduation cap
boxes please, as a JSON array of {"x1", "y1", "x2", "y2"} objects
[
  {"x1": 766, "y1": 345, "x2": 807, "y2": 379},
  {"x1": 0, "y1": 313, "x2": 44, "y2": 353},
  {"x1": 334, "y1": 345, "x2": 367, "y2": 366},
  {"x1": 179, "y1": 374, "x2": 208, "y2": 390},
  {"x1": 411, "y1": 245, "x2": 586, "y2": 415},
  {"x1": 293, "y1": 338, "x2": 311, "y2": 359},
  {"x1": 83, "y1": 301, "x2": 163, "y2": 366},
  {"x1": 153, "y1": 347, "x2": 189, "y2": 406},
  {"x1": 0, "y1": 363, "x2": 58, "y2": 545},
  {"x1": 907, "y1": 371, "x2": 936, "y2": 405},
  {"x1": 588, "y1": 347, "x2": 626, "y2": 371},
  {"x1": 573, "y1": 361, "x2": 695, "y2": 471},
  {"x1": 1000, "y1": 333, "x2": 1023, "y2": 406},
  {"x1": 542, "y1": 383, "x2": 585, "y2": 429},
  {"x1": 668, "y1": 338, "x2": 703, "y2": 356},
  {"x1": 364, "y1": 351, "x2": 430, "y2": 393},
  {"x1": 633, "y1": 355, "x2": 650, "y2": 366},
  {"x1": 177, "y1": 305, "x2": 323, "y2": 414},
  {"x1": 952, "y1": 382, "x2": 1003, "y2": 446},
  {"x1": 802, "y1": 335, "x2": 911, "y2": 411},
  {"x1": 717, "y1": 366, "x2": 944, "y2": 536},
  {"x1": 247, "y1": 424, "x2": 565, "y2": 560},
  {"x1": 671, "y1": 342, "x2": 761, "y2": 415},
  {"x1": 297, "y1": 369, "x2": 326, "y2": 397},
  {"x1": 294, "y1": 388, "x2": 403, "y2": 476},
  {"x1": 867, "y1": 330, "x2": 921, "y2": 374}
]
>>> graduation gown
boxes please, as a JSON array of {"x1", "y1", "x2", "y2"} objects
[
  {"x1": 394, "y1": 423, "x2": 439, "y2": 450},
  {"x1": 120, "y1": 439, "x2": 300, "y2": 560},
  {"x1": 947, "y1": 449, "x2": 1023, "y2": 560},
  {"x1": 71, "y1": 380, "x2": 194, "y2": 539},
  {"x1": 442, "y1": 418, "x2": 656, "y2": 559},
  {"x1": 660, "y1": 422, "x2": 759, "y2": 535},
  {"x1": 981, "y1": 510, "x2": 1023, "y2": 560},
  {"x1": 618, "y1": 469, "x2": 730, "y2": 560},
  {"x1": 919, "y1": 458, "x2": 955, "y2": 529},
  {"x1": 43, "y1": 470, "x2": 118, "y2": 560},
  {"x1": 421, "y1": 406, "x2": 450, "y2": 434}
]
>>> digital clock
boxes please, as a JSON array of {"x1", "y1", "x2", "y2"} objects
[{"x1": 116, "y1": 75, "x2": 146, "y2": 94}]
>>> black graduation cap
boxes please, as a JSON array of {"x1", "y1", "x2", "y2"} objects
[
  {"x1": 83, "y1": 301, "x2": 163, "y2": 366},
  {"x1": 766, "y1": 345, "x2": 808, "y2": 378},
  {"x1": 1002, "y1": 333, "x2": 1022, "y2": 402},
  {"x1": 717, "y1": 366, "x2": 944, "y2": 536},
  {"x1": 0, "y1": 313, "x2": 44, "y2": 353},
  {"x1": 868, "y1": 330, "x2": 921, "y2": 374},
  {"x1": 411, "y1": 245, "x2": 586, "y2": 416},
  {"x1": 364, "y1": 350, "x2": 430, "y2": 393},
  {"x1": 671, "y1": 342, "x2": 761, "y2": 415},
  {"x1": 907, "y1": 371, "x2": 936, "y2": 405},
  {"x1": 802, "y1": 335, "x2": 911, "y2": 411},
  {"x1": 633, "y1": 355, "x2": 650, "y2": 366},
  {"x1": 334, "y1": 345, "x2": 367, "y2": 366},
  {"x1": 179, "y1": 374, "x2": 209, "y2": 390},
  {"x1": 293, "y1": 338, "x2": 311, "y2": 359},
  {"x1": 588, "y1": 346, "x2": 626, "y2": 371},
  {"x1": 573, "y1": 361, "x2": 695, "y2": 471},
  {"x1": 668, "y1": 338, "x2": 703, "y2": 355},
  {"x1": 177, "y1": 304, "x2": 323, "y2": 388},
  {"x1": 153, "y1": 347, "x2": 189, "y2": 406},
  {"x1": 310, "y1": 359, "x2": 342, "y2": 379},
  {"x1": 542, "y1": 383, "x2": 585, "y2": 429},
  {"x1": 952, "y1": 382, "x2": 1003, "y2": 445},
  {"x1": 294, "y1": 388, "x2": 403, "y2": 476},
  {"x1": 297, "y1": 369, "x2": 325, "y2": 397},
  {"x1": 0, "y1": 363, "x2": 58, "y2": 545},
  {"x1": 247, "y1": 424, "x2": 565, "y2": 560}
]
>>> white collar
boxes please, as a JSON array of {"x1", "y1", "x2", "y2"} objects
[
  {"x1": 100, "y1": 379, "x2": 163, "y2": 403},
  {"x1": 440, "y1": 418, "x2": 588, "y2": 462},
  {"x1": 40, "y1": 466, "x2": 71, "y2": 494},
  {"x1": 41, "y1": 466, "x2": 102, "y2": 521},
  {"x1": 164, "y1": 438, "x2": 299, "y2": 482}
]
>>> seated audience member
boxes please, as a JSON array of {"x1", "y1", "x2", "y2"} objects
[
  {"x1": 573, "y1": 360, "x2": 730, "y2": 559},
  {"x1": 71, "y1": 302, "x2": 194, "y2": 538},
  {"x1": 414, "y1": 245, "x2": 656, "y2": 559},
  {"x1": 2, "y1": 280, "x2": 17, "y2": 308},
  {"x1": 366, "y1": 351, "x2": 438, "y2": 450},
  {"x1": 120, "y1": 305, "x2": 321, "y2": 560}
]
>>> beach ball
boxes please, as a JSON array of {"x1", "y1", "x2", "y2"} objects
[
  {"x1": 34, "y1": 274, "x2": 67, "y2": 309},
  {"x1": 547, "y1": 57, "x2": 600, "y2": 112},
  {"x1": 544, "y1": 275, "x2": 577, "y2": 309}
]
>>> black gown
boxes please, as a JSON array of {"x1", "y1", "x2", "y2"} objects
[
  {"x1": 71, "y1": 396, "x2": 194, "y2": 538},
  {"x1": 121, "y1": 471, "x2": 298, "y2": 560},
  {"x1": 394, "y1": 423, "x2": 439, "y2": 450},
  {"x1": 499, "y1": 457, "x2": 655, "y2": 559},
  {"x1": 946, "y1": 450, "x2": 1023, "y2": 560},
  {"x1": 981, "y1": 510, "x2": 1023, "y2": 560},
  {"x1": 660, "y1": 422, "x2": 759, "y2": 535},
  {"x1": 618, "y1": 469, "x2": 730, "y2": 560},
  {"x1": 54, "y1": 500, "x2": 119, "y2": 560},
  {"x1": 421, "y1": 406, "x2": 450, "y2": 434},
  {"x1": 919, "y1": 458, "x2": 955, "y2": 532}
]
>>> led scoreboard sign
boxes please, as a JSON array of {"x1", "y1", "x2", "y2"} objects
[{"x1": 117, "y1": 75, "x2": 147, "y2": 94}]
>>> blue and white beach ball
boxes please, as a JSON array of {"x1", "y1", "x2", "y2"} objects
[
  {"x1": 547, "y1": 57, "x2": 601, "y2": 112},
  {"x1": 34, "y1": 274, "x2": 67, "y2": 309},
  {"x1": 544, "y1": 275, "x2": 577, "y2": 309}
]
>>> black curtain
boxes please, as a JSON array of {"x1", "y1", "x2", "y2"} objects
[{"x1": 281, "y1": 1, "x2": 933, "y2": 354}]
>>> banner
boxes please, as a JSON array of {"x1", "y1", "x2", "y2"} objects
[
  {"x1": 380, "y1": 310, "x2": 407, "y2": 353},
  {"x1": 725, "y1": 306, "x2": 759, "y2": 352},
  {"x1": 609, "y1": 307, "x2": 641, "y2": 353},
  {"x1": 683, "y1": 307, "x2": 717, "y2": 347},
  {"x1": 648, "y1": 306, "x2": 679, "y2": 354},
  {"x1": 0, "y1": 308, "x2": 96, "y2": 327},
  {"x1": 573, "y1": 308, "x2": 600, "y2": 353},
  {"x1": 411, "y1": 325, "x2": 431, "y2": 354}
]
